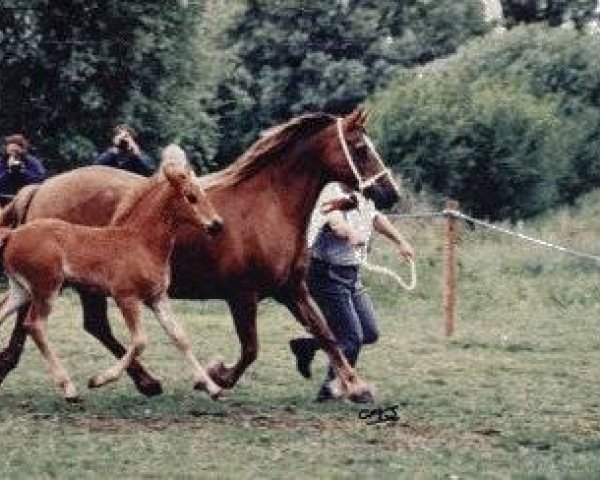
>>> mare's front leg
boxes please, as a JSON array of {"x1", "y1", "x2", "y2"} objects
[
  {"x1": 150, "y1": 296, "x2": 222, "y2": 399},
  {"x1": 88, "y1": 296, "x2": 147, "y2": 389},
  {"x1": 79, "y1": 289, "x2": 163, "y2": 396},
  {"x1": 207, "y1": 292, "x2": 258, "y2": 389},
  {"x1": 278, "y1": 281, "x2": 371, "y2": 400}
]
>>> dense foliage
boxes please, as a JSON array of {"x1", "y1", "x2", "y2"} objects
[
  {"x1": 212, "y1": 0, "x2": 487, "y2": 162},
  {"x1": 370, "y1": 25, "x2": 600, "y2": 219},
  {"x1": 0, "y1": 0, "x2": 216, "y2": 171},
  {"x1": 501, "y1": 0, "x2": 597, "y2": 27}
]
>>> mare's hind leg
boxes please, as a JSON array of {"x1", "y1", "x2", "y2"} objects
[
  {"x1": 24, "y1": 300, "x2": 79, "y2": 401},
  {"x1": 79, "y1": 289, "x2": 162, "y2": 396},
  {"x1": 0, "y1": 277, "x2": 31, "y2": 324},
  {"x1": 88, "y1": 296, "x2": 146, "y2": 389},
  {"x1": 0, "y1": 278, "x2": 33, "y2": 387},
  {"x1": 207, "y1": 292, "x2": 258, "y2": 389},
  {"x1": 150, "y1": 296, "x2": 222, "y2": 399},
  {"x1": 0, "y1": 306, "x2": 28, "y2": 387}
]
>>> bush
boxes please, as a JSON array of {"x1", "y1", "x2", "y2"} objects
[{"x1": 370, "y1": 25, "x2": 600, "y2": 219}]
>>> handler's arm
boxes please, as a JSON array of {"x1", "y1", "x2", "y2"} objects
[{"x1": 373, "y1": 213, "x2": 415, "y2": 261}]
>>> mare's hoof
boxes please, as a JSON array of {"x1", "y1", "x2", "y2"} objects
[
  {"x1": 348, "y1": 386, "x2": 376, "y2": 405},
  {"x1": 65, "y1": 395, "x2": 82, "y2": 404},
  {"x1": 206, "y1": 359, "x2": 232, "y2": 389},
  {"x1": 136, "y1": 379, "x2": 163, "y2": 397},
  {"x1": 348, "y1": 391, "x2": 375, "y2": 404}
]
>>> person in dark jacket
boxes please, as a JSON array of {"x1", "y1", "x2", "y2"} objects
[
  {"x1": 0, "y1": 134, "x2": 46, "y2": 196},
  {"x1": 94, "y1": 124, "x2": 154, "y2": 176}
]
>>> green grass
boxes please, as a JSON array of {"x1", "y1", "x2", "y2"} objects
[{"x1": 1, "y1": 192, "x2": 600, "y2": 479}]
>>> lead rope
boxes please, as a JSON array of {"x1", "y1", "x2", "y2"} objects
[{"x1": 359, "y1": 257, "x2": 417, "y2": 291}]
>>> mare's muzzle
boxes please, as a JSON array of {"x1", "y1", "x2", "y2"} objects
[{"x1": 362, "y1": 175, "x2": 400, "y2": 210}]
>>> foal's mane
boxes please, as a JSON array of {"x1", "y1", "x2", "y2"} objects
[
  {"x1": 214, "y1": 113, "x2": 336, "y2": 187},
  {"x1": 110, "y1": 175, "x2": 164, "y2": 225}
]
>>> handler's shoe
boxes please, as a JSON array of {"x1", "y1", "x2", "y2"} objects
[{"x1": 289, "y1": 337, "x2": 316, "y2": 379}]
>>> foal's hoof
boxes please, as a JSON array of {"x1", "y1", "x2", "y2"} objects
[
  {"x1": 65, "y1": 395, "x2": 83, "y2": 404},
  {"x1": 194, "y1": 381, "x2": 223, "y2": 401},
  {"x1": 87, "y1": 376, "x2": 103, "y2": 389}
]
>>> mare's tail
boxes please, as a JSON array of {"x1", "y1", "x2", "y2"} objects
[
  {"x1": 0, "y1": 184, "x2": 39, "y2": 228},
  {"x1": 0, "y1": 185, "x2": 37, "y2": 276},
  {"x1": 0, "y1": 227, "x2": 12, "y2": 261}
]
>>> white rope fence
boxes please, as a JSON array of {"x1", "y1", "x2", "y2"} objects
[
  {"x1": 444, "y1": 209, "x2": 600, "y2": 264},
  {"x1": 387, "y1": 208, "x2": 600, "y2": 264}
]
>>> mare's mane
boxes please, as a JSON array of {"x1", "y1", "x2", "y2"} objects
[
  {"x1": 110, "y1": 175, "x2": 164, "y2": 226},
  {"x1": 212, "y1": 113, "x2": 336, "y2": 187}
]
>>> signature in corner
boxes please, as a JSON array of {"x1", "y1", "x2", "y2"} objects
[{"x1": 358, "y1": 404, "x2": 399, "y2": 425}]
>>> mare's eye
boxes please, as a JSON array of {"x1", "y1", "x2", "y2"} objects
[{"x1": 186, "y1": 193, "x2": 198, "y2": 204}]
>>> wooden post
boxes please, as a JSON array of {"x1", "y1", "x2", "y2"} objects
[{"x1": 443, "y1": 199, "x2": 459, "y2": 337}]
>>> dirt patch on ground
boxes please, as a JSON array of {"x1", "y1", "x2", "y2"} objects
[{"x1": 56, "y1": 409, "x2": 496, "y2": 452}]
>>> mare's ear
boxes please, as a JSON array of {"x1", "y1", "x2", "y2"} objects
[
  {"x1": 345, "y1": 107, "x2": 367, "y2": 130},
  {"x1": 359, "y1": 108, "x2": 372, "y2": 125}
]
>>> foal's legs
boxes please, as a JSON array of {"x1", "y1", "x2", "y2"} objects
[
  {"x1": 88, "y1": 296, "x2": 147, "y2": 388},
  {"x1": 207, "y1": 292, "x2": 258, "y2": 389},
  {"x1": 24, "y1": 299, "x2": 79, "y2": 401},
  {"x1": 151, "y1": 296, "x2": 222, "y2": 398},
  {"x1": 79, "y1": 289, "x2": 163, "y2": 396}
]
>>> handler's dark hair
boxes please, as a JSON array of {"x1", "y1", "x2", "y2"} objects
[{"x1": 4, "y1": 134, "x2": 29, "y2": 151}]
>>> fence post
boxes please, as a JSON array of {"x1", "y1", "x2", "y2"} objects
[{"x1": 444, "y1": 199, "x2": 459, "y2": 337}]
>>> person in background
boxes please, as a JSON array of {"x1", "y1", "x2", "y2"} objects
[
  {"x1": 0, "y1": 134, "x2": 47, "y2": 196},
  {"x1": 290, "y1": 182, "x2": 415, "y2": 402},
  {"x1": 94, "y1": 124, "x2": 154, "y2": 176}
]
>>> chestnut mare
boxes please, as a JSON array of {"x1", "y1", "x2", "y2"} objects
[
  {"x1": 0, "y1": 154, "x2": 223, "y2": 401},
  {"x1": 0, "y1": 109, "x2": 400, "y2": 401}
]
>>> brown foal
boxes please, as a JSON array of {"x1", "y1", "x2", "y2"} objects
[{"x1": 0, "y1": 149, "x2": 224, "y2": 401}]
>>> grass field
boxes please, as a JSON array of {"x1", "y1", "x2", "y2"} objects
[{"x1": 0, "y1": 192, "x2": 599, "y2": 479}]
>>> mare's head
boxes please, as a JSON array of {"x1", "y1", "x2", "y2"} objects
[
  {"x1": 319, "y1": 108, "x2": 400, "y2": 209},
  {"x1": 161, "y1": 159, "x2": 224, "y2": 235}
]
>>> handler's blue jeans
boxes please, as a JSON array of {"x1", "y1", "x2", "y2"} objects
[{"x1": 307, "y1": 257, "x2": 379, "y2": 382}]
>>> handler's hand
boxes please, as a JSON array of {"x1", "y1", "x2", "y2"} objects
[
  {"x1": 124, "y1": 134, "x2": 142, "y2": 157},
  {"x1": 398, "y1": 242, "x2": 415, "y2": 262},
  {"x1": 320, "y1": 195, "x2": 358, "y2": 214}
]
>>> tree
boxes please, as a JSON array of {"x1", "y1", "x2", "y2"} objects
[
  {"x1": 501, "y1": 0, "x2": 597, "y2": 27},
  {"x1": 212, "y1": 0, "x2": 487, "y2": 163},
  {"x1": 0, "y1": 0, "x2": 215, "y2": 171},
  {"x1": 369, "y1": 25, "x2": 600, "y2": 219}
]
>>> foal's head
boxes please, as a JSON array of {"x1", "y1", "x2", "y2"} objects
[
  {"x1": 320, "y1": 108, "x2": 401, "y2": 209},
  {"x1": 162, "y1": 162, "x2": 224, "y2": 235}
]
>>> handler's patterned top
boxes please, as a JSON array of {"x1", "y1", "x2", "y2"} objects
[{"x1": 309, "y1": 182, "x2": 377, "y2": 266}]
